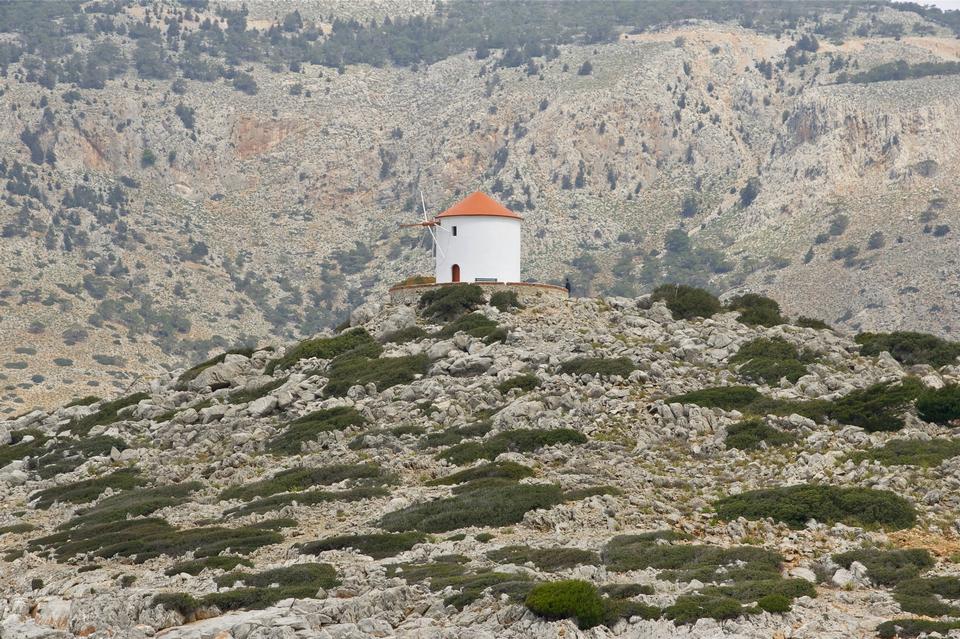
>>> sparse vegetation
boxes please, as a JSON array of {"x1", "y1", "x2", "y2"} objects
[
  {"x1": 301, "y1": 532, "x2": 427, "y2": 559},
  {"x1": 380, "y1": 480, "x2": 564, "y2": 533},
  {"x1": 731, "y1": 337, "x2": 813, "y2": 385},
  {"x1": 833, "y1": 548, "x2": 933, "y2": 586},
  {"x1": 726, "y1": 293, "x2": 786, "y2": 327},
  {"x1": 725, "y1": 419, "x2": 796, "y2": 450},
  {"x1": 265, "y1": 328, "x2": 377, "y2": 375},
  {"x1": 849, "y1": 438, "x2": 960, "y2": 468},
  {"x1": 559, "y1": 357, "x2": 636, "y2": 378},
  {"x1": 427, "y1": 461, "x2": 535, "y2": 485},
  {"x1": 651, "y1": 284, "x2": 721, "y2": 320},
  {"x1": 66, "y1": 392, "x2": 150, "y2": 436},
  {"x1": 419, "y1": 285, "x2": 485, "y2": 321},
  {"x1": 489, "y1": 290, "x2": 522, "y2": 312},
  {"x1": 266, "y1": 407, "x2": 365, "y2": 454},
  {"x1": 525, "y1": 580, "x2": 605, "y2": 629},
  {"x1": 916, "y1": 384, "x2": 960, "y2": 425},
  {"x1": 856, "y1": 332, "x2": 960, "y2": 367},
  {"x1": 497, "y1": 373, "x2": 540, "y2": 394},
  {"x1": 487, "y1": 545, "x2": 599, "y2": 571},
  {"x1": 715, "y1": 484, "x2": 917, "y2": 530},
  {"x1": 220, "y1": 464, "x2": 391, "y2": 501},
  {"x1": 439, "y1": 428, "x2": 587, "y2": 465},
  {"x1": 324, "y1": 352, "x2": 429, "y2": 396}
]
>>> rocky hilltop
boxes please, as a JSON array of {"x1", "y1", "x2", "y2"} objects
[
  {"x1": 1, "y1": 1, "x2": 960, "y2": 412},
  {"x1": 2, "y1": 285, "x2": 960, "y2": 638}
]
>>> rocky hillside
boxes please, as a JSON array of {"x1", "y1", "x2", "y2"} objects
[
  {"x1": 1, "y1": 1, "x2": 959, "y2": 413},
  {"x1": 2, "y1": 285, "x2": 960, "y2": 638}
]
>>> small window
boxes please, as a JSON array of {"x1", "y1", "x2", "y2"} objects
[{"x1": 452, "y1": 226, "x2": 457, "y2": 236}]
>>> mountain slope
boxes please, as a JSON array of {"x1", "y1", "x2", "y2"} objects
[{"x1": 0, "y1": 1, "x2": 959, "y2": 413}]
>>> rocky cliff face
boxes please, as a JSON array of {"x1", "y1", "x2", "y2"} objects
[
  {"x1": 1, "y1": 290, "x2": 959, "y2": 638},
  {"x1": 0, "y1": 2, "x2": 958, "y2": 413}
]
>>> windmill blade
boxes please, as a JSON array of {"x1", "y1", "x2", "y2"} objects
[
  {"x1": 420, "y1": 190, "x2": 429, "y2": 222},
  {"x1": 427, "y1": 224, "x2": 445, "y2": 259}
]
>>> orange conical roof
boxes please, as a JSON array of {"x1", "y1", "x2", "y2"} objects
[{"x1": 435, "y1": 191, "x2": 522, "y2": 220}]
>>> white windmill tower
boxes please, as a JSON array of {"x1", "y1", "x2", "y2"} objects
[{"x1": 400, "y1": 191, "x2": 522, "y2": 284}]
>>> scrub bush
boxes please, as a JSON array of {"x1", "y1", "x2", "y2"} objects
[
  {"x1": 301, "y1": 532, "x2": 426, "y2": 559},
  {"x1": 525, "y1": 580, "x2": 606, "y2": 629},
  {"x1": 265, "y1": 328, "x2": 376, "y2": 374},
  {"x1": 419, "y1": 284, "x2": 485, "y2": 320},
  {"x1": 715, "y1": 484, "x2": 917, "y2": 530},
  {"x1": 559, "y1": 357, "x2": 636, "y2": 377},
  {"x1": 725, "y1": 419, "x2": 796, "y2": 450},
  {"x1": 832, "y1": 548, "x2": 933, "y2": 586},
  {"x1": 438, "y1": 428, "x2": 586, "y2": 465},
  {"x1": 651, "y1": 284, "x2": 721, "y2": 320},
  {"x1": 916, "y1": 384, "x2": 960, "y2": 425},
  {"x1": 856, "y1": 331, "x2": 960, "y2": 367}
]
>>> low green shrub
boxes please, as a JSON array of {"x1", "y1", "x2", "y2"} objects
[
  {"x1": 65, "y1": 395, "x2": 100, "y2": 408},
  {"x1": 599, "y1": 583, "x2": 654, "y2": 598},
  {"x1": 31, "y1": 435, "x2": 128, "y2": 479},
  {"x1": 30, "y1": 469, "x2": 146, "y2": 509},
  {"x1": 0, "y1": 523, "x2": 35, "y2": 535},
  {"x1": 525, "y1": 580, "x2": 605, "y2": 629},
  {"x1": 796, "y1": 316, "x2": 830, "y2": 330},
  {"x1": 220, "y1": 464, "x2": 389, "y2": 501},
  {"x1": 603, "y1": 599, "x2": 661, "y2": 624},
  {"x1": 226, "y1": 378, "x2": 287, "y2": 405},
  {"x1": 165, "y1": 556, "x2": 253, "y2": 576},
  {"x1": 439, "y1": 428, "x2": 587, "y2": 465},
  {"x1": 671, "y1": 378, "x2": 922, "y2": 432},
  {"x1": 489, "y1": 290, "x2": 522, "y2": 312},
  {"x1": 427, "y1": 461, "x2": 534, "y2": 485},
  {"x1": 848, "y1": 438, "x2": 960, "y2": 468},
  {"x1": 714, "y1": 484, "x2": 917, "y2": 530},
  {"x1": 725, "y1": 419, "x2": 796, "y2": 451},
  {"x1": 832, "y1": 548, "x2": 933, "y2": 586},
  {"x1": 152, "y1": 592, "x2": 200, "y2": 617},
  {"x1": 893, "y1": 576, "x2": 960, "y2": 616},
  {"x1": 301, "y1": 532, "x2": 427, "y2": 559},
  {"x1": 827, "y1": 379, "x2": 923, "y2": 432},
  {"x1": 497, "y1": 373, "x2": 540, "y2": 394},
  {"x1": 324, "y1": 352, "x2": 429, "y2": 397},
  {"x1": 266, "y1": 407, "x2": 365, "y2": 454},
  {"x1": 62, "y1": 482, "x2": 202, "y2": 530},
  {"x1": 487, "y1": 545, "x2": 599, "y2": 571},
  {"x1": 668, "y1": 386, "x2": 762, "y2": 411},
  {"x1": 66, "y1": 392, "x2": 150, "y2": 436},
  {"x1": 605, "y1": 533, "x2": 781, "y2": 582},
  {"x1": 420, "y1": 421, "x2": 492, "y2": 449},
  {"x1": 419, "y1": 284, "x2": 485, "y2": 320},
  {"x1": 731, "y1": 337, "x2": 813, "y2": 385},
  {"x1": 30, "y1": 518, "x2": 282, "y2": 562},
  {"x1": 757, "y1": 593, "x2": 791, "y2": 613},
  {"x1": 651, "y1": 284, "x2": 721, "y2": 320},
  {"x1": 387, "y1": 557, "x2": 531, "y2": 608},
  {"x1": 916, "y1": 384, "x2": 960, "y2": 425},
  {"x1": 856, "y1": 331, "x2": 960, "y2": 367},
  {"x1": 157, "y1": 564, "x2": 338, "y2": 615},
  {"x1": 0, "y1": 429, "x2": 47, "y2": 467},
  {"x1": 379, "y1": 326, "x2": 426, "y2": 344},
  {"x1": 726, "y1": 293, "x2": 786, "y2": 327},
  {"x1": 563, "y1": 485, "x2": 623, "y2": 500},
  {"x1": 226, "y1": 486, "x2": 389, "y2": 517},
  {"x1": 436, "y1": 312, "x2": 499, "y2": 339},
  {"x1": 348, "y1": 425, "x2": 427, "y2": 449},
  {"x1": 560, "y1": 357, "x2": 636, "y2": 378},
  {"x1": 380, "y1": 481, "x2": 564, "y2": 533},
  {"x1": 876, "y1": 619, "x2": 960, "y2": 639},
  {"x1": 178, "y1": 347, "x2": 256, "y2": 385},
  {"x1": 265, "y1": 328, "x2": 376, "y2": 375},
  {"x1": 664, "y1": 594, "x2": 745, "y2": 624}
]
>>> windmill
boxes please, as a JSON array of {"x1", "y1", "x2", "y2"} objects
[{"x1": 400, "y1": 191, "x2": 448, "y2": 259}]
